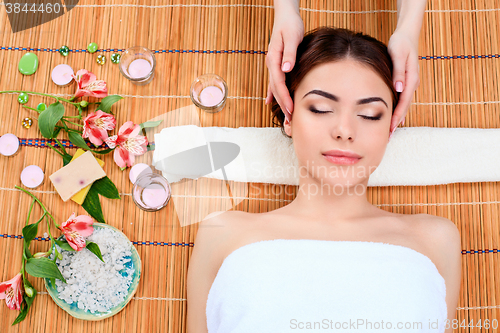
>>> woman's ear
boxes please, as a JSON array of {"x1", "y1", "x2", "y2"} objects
[{"x1": 284, "y1": 116, "x2": 292, "y2": 137}]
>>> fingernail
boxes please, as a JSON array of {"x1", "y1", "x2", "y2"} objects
[
  {"x1": 395, "y1": 81, "x2": 403, "y2": 93},
  {"x1": 282, "y1": 62, "x2": 291, "y2": 72},
  {"x1": 401, "y1": 116, "x2": 405, "y2": 126}
]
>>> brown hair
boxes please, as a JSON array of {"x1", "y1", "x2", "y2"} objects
[{"x1": 271, "y1": 27, "x2": 400, "y2": 139}]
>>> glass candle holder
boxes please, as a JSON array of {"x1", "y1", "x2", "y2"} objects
[
  {"x1": 119, "y1": 46, "x2": 156, "y2": 85},
  {"x1": 132, "y1": 172, "x2": 171, "y2": 212},
  {"x1": 190, "y1": 74, "x2": 228, "y2": 113}
]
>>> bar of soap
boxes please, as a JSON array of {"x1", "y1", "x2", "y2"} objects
[
  {"x1": 49, "y1": 150, "x2": 106, "y2": 202},
  {"x1": 70, "y1": 149, "x2": 105, "y2": 205}
]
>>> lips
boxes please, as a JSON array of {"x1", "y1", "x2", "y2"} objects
[{"x1": 322, "y1": 149, "x2": 361, "y2": 165}]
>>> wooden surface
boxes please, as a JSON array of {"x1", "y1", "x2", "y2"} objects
[{"x1": 0, "y1": 1, "x2": 499, "y2": 332}]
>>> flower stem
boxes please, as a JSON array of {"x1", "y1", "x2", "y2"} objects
[
  {"x1": 22, "y1": 105, "x2": 41, "y2": 114},
  {"x1": 46, "y1": 142, "x2": 64, "y2": 157},
  {"x1": 64, "y1": 120, "x2": 83, "y2": 127},
  {"x1": 53, "y1": 138, "x2": 67, "y2": 155},
  {"x1": 26, "y1": 198, "x2": 36, "y2": 226},
  {"x1": 63, "y1": 115, "x2": 82, "y2": 119},
  {"x1": 0, "y1": 90, "x2": 79, "y2": 106}
]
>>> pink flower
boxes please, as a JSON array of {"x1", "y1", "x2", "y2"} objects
[
  {"x1": 82, "y1": 110, "x2": 116, "y2": 146},
  {"x1": 59, "y1": 213, "x2": 94, "y2": 251},
  {"x1": 105, "y1": 121, "x2": 148, "y2": 169},
  {"x1": 0, "y1": 273, "x2": 23, "y2": 310},
  {"x1": 72, "y1": 69, "x2": 108, "y2": 99}
]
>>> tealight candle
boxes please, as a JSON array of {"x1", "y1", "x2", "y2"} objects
[
  {"x1": 0, "y1": 133, "x2": 20, "y2": 156},
  {"x1": 190, "y1": 74, "x2": 228, "y2": 113},
  {"x1": 51, "y1": 64, "x2": 74, "y2": 86},
  {"x1": 129, "y1": 163, "x2": 153, "y2": 184},
  {"x1": 128, "y1": 59, "x2": 152, "y2": 79},
  {"x1": 21, "y1": 165, "x2": 44, "y2": 188},
  {"x1": 132, "y1": 173, "x2": 171, "y2": 212},
  {"x1": 199, "y1": 86, "x2": 224, "y2": 107},
  {"x1": 119, "y1": 46, "x2": 156, "y2": 85},
  {"x1": 141, "y1": 184, "x2": 168, "y2": 208}
]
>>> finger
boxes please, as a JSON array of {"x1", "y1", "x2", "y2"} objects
[
  {"x1": 265, "y1": 84, "x2": 273, "y2": 105},
  {"x1": 269, "y1": 59, "x2": 294, "y2": 112},
  {"x1": 281, "y1": 36, "x2": 299, "y2": 73},
  {"x1": 270, "y1": 76, "x2": 291, "y2": 122},
  {"x1": 391, "y1": 89, "x2": 412, "y2": 132},
  {"x1": 392, "y1": 53, "x2": 408, "y2": 93}
]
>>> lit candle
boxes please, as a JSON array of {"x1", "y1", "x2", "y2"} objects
[
  {"x1": 199, "y1": 86, "x2": 224, "y2": 107},
  {"x1": 21, "y1": 165, "x2": 44, "y2": 188},
  {"x1": 128, "y1": 59, "x2": 152, "y2": 79},
  {"x1": 0, "y1": 133, "x2": 20, "y2": 156},
  {"x1": 129, "y1": 163, "x2": 153, "y2": 184},
  {"x1": 141, "y1": 183, "x2": 169, "y2": 209},
  {"x1": 51, "y1": 64, "x2": 74, "y2": 86}
]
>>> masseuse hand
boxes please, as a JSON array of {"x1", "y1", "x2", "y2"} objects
[
  {"x1": 265, "y1": 4, "x2": 304, "y2": 120},
  {"x1": 387, "y1": 27, "x2": 420, "y2": 134}
]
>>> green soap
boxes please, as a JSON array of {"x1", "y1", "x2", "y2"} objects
[
  {"x1": 87, "y1": 42, "x2": 98, "y2": 53},
  {"x1": 18, "y1": 52, "x2": 39, "y2": 75}
]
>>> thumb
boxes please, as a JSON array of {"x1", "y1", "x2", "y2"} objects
[
  {"x1": 392, "y1": 55, "x2": 407, "y2": 93},
  {"x1": 281, "y1": 40, "x2": 298, "y2": 72}
]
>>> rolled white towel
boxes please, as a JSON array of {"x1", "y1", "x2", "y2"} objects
[{"x1": 152, "y1": 125, "x2": 500, "y2": 186}]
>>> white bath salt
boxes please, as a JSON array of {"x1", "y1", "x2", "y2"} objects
[{"x1": 53, "y1": 228, "x2": 135, "y2": 314}]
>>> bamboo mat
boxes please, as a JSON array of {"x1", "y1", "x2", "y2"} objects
[{"x1": 0, "y1": 0, "x2": 499, "y2": 332}]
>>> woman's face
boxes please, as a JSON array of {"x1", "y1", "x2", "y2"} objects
[{"x1": 284, "y1": 58, "x2": 393, "y2": 186}]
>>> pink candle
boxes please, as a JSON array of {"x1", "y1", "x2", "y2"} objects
[
  {"x1": 128, "y1": 59, "x2": 152, "y2": 79},
  {"x1": 141, "y1": 184, "x2": 169, "y2": 208},
  {"x1": 51, "y1": 64, "x2": 74, "y2": 86},
  {"x1": 21, "y1": 165, "x2": 44, "y2": 188},
  {"x1": 0, "y1": 133, "x2": 20, "y2": 156},
  {"x1": 129, "y1": 163, "x2": 152, "y2": 184},
  {"x1": 199, "y1": 86, "x2": 224, "y2": 107}
]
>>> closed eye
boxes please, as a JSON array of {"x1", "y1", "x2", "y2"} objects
[{"x1": 309, "y1": 108, "x2": 382, "y2": 121}]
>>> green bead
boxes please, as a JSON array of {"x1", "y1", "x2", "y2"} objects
[
  {"x1": 59, "y1": 45, "x2": 70, "y2": 56},
  {"x1": 18, "y1": 93, "x2": 29, "y2": 104},
  {"x1": 18, "y1": 53, "x2": 39, "y2": 75},
  {"x1": 37, "y1": 103, "x2": 47, "y2": 111},
  {"x1": 110, "y1": 53, "x2": 121, "y2": 64},
  {"x1": 96, "y1": 54, "x2": 106, "y2": 65},
  {"x1": 87, "y1": 42, "x2": 98, "y2": 53}
]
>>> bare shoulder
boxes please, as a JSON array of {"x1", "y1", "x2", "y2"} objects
[
  {"x1": 412, "y1": 214, "x2": 462, "y2": 325},
  {"x1": 186, "y1": 211, "x2": 242, "y2": 333}
]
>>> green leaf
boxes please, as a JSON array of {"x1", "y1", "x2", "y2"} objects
[
  {"x1": 38, "y1": 102, "x2": 65, "y2": 139},
  {"x1": 147, "y1": 143, "x2": 155, "y2": 151},
  {"x1": 67, "y1": 131, "x2": 90, "y2": 150},
  {"x1": 90, "y1": 148, "x2": 113, "y2": 155},
  {"x1": 50, "y1": 278, "x2": 55, "y2": 287},
  {"x1": 12, "y1": 302, "x2": 28, "y2": 325},
  {"x1": 24, "y1": 245, "x2": 32, "y2": 260},
  {"x1": 139, "y1": 120, "x2": 163, "y2": 129},
  {"x1": 92, "y1": 176, "x2": 120, "y2": 199},
  {"x1": 55, "y1": 239, "x2": 75, "y2": 252},
  {"x1": 25, "y1": 257, "x2": 66, "y2": 282},
  {"x1": 62, "y1": 153, "x2": 73, "y2": 166},
  {"x1": 22, "y1": 223, "x2": 39, "y2": 244},
  {"x1": 86, "y1": 242, "x2": 104, "y2": 262},
  {"x1": 96, "y1": 95, "x2": 123, "y2": 113},
  {"x1": 82, "y1": 188, "x2": 105, "y2": 223}
]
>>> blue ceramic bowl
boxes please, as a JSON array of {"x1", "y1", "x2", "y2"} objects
[{"x1": 44, "y1": 223, "x2": 141, "y2": 320}]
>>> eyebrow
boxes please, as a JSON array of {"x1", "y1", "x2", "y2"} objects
[{"x1": 303, "y1": 89, "x2": 388, "y2": 108}]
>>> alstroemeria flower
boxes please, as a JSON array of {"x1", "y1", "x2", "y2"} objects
[
  {"x1": 105, "y1": 121, "x2": 148, "y2": 169},
  {"x1": 72, "y1": 69, "x2": 108, "y2": 98},
  {"x1": 82, "y1": 110, "x2": 116, "y2": 146},
  {"x1": 59, "y1": 213, "x2": 94, "y2": 251},
  {"x1": 0, "y1": 273, "x2": 23, "y2": 310}
]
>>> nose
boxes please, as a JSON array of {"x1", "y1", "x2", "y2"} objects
[{"x1": 331, "y1": 114, "x2": 355, "y2": 141}]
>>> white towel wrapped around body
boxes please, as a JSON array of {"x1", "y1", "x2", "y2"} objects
[
  {"x1": 152, "y1": 125, "x2": 500, "y2": 186},
  {"x1": 206, "y1": 239, "x2": 447, "y2": 333}
]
